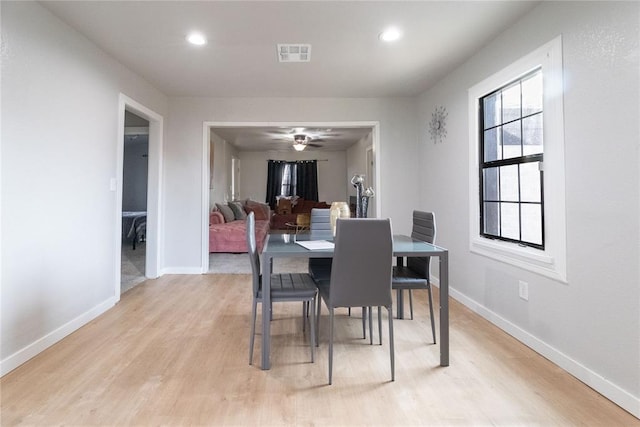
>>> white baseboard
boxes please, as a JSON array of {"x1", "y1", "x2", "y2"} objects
[
  {"x1": 437, "y1": 277, "x2": 640, "y2": 419},
  {"x1": 0, "y1": 297, "x2": 117, "y2": 377}
]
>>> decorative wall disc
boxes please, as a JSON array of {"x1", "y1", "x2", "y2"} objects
[{"x1": 428, "y1": 105, "x2": 448, "y2": 143}]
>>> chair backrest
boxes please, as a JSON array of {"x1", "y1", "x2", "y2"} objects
[
  {"x1": 330, "y1": 218, "x2": 393, "y2": 308},
  {"x1": 407, "y1": 211, "x2": 436, "y2": 278},
  {"x1": 296, "y1": 213, "x2": 310, "y2": 227},
  {"x1": 310, "y1": 208, "x2": 331, "y2": 232},
  {"x1": 245, "y1": 212, "x2": 261, "y2": 295}
]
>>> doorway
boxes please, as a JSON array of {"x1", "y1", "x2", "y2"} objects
[
  {"x1": 121, "y1": 111, "x2": 149, "y2": 293},
  {"x1": 115, "y1": 94, "x2": 163, "y2": 301},
  {"x1": 200, "y1": 121, "x2": 381, "y2": 273}
]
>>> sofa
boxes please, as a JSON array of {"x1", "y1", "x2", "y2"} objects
[
  {"x1": 270, "y1": 198, "x2": 331, "y2": 230},
  {"x1": 209, "y1": 200, "x2": 271, "y2": 253}
]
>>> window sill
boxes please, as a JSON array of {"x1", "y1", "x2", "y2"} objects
[{"x1": 470, "y1": 237, "x2": 567, "y2": 283}]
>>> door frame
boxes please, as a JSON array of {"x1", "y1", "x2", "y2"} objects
[
  {"x1": 115, "y1": 94, "x2": 164, "y2": 300},
  {"x1": 366, "y1": 146, "x2": 376, "y2": 218},
  {"x1": 201, "y1": 121, "x2": 380, "y2": 273}
]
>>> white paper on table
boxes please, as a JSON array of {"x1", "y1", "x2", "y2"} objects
[{"x1": 296, "y1": 240, "x2": 335, "y2": 250}]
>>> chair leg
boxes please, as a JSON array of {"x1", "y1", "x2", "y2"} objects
[
  {"x1": 362, "y1": 307, "x2": 367, "y2": 339},
  {"x1": 388, "y1": 305, "x2": 395, "y2": 382},
  {"x1": 368, "y1": 306, "x2": 373, "y2": 345},
  {"x1": 316, "y1": 296, "x2": 322, "y2": 347},
  {"x1": 249, "y1": 299, "x2": 258, "y2": 365},
  {"x1": 378, "y1": 306, "x2": 382, "y2": 345},
  {"x1": 309, "y1": 298, "x2": 316, "y2": 363},
  {"x1": 409, "y1": 290, "x2": 414, "y2": 320},
  {"x1": 427, "y1": 285, "x2": 437, "y2": 344},
  {"x1": 302, "y1": 301, "x2": 307, "y2": 332},
  {"x1": 329, "y1": 308, "x2": 334, "y2": 385}
]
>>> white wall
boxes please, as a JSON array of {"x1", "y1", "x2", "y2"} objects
[
  {"x1": 237, "y1": 150, "x2": 348, "y2": 205},
  {"x1": 209, "y1": 131, "x2": 238, "y2": 208},
  {"x1": 165, "y1": 97, "x2": 418, "y2": 271},
  {"x1": 0, "y1": 2, "x2": 168, "y2": 374},
  {"x1": 417, "y1": 1, "x2": 639, "y2": 415}
]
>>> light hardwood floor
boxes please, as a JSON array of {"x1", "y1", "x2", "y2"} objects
[{"x1": 1, "y1": 274, "x2": 637, "y2": 426}]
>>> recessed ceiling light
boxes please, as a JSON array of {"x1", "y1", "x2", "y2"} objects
[
  {"x1": 187, "y1": 32, "x2": 207, "y2": 46},
  {"x1": 379, "y1": 28, "x2": 402, "y2": 42}
]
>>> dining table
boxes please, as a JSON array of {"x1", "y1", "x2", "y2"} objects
[{"x1": 259, "y1": 230, "x2": 449, "y2": 370}]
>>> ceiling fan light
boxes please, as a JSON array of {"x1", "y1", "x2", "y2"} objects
[
  {"x1": 293, "y1": 142, "x2": 306, "y2": 151},
  {"x1": 293, "y1": 134, "x2": 307, "y2": 143}
]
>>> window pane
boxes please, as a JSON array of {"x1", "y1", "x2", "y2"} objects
[
  {"x1": 523, "y1": 113, "x2": 543, "y2": 155},
  {"x1": 521, "y1": 203, "x2": 542, "y2": 245},
  {"x1": 501, "y1": 203, "x2": 520, "y2": 240},
  {"x1": 478, "y1": 68, "x2": 545, "y2": 249},
  {"x1": 483, "y1": 93, "x2": 501, "y2": 129},
  {"x1": 520, "y1": 162, "x2": 541, "y2": 202},
  {"x1": 500, "y1": 165, "x2": 519, "y2": 202},
  {"x1": 483, "y1": 202, "x2": 500, "y2": 235},
  {"x1": 483, "y1": 127, "x2": 501, "y2": 162},
  {"x1": 280, "y1": 164, "x2": 291, "y2": 195},
  {"x1": 483, "y1": 167, "x2": 499, "y2": 201},
  {"x1": 502, "y1": 82, "x2": 521, "y2": 123},
  {"x1": 522, "y1": 71, "x2": 542, "y2": 115},
  {"x1": 502, "y1": 120, "x2": 522, "y2": 159}
]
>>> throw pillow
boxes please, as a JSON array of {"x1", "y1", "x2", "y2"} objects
[
  {"x1": 216, "y1": 203, "x2": 235, "y2": 223},
  {"x1": 228, "y1": 201, "x2": 247, "y2": 220},
  {"x1": 245, "y1": 206, "x2": 263, "y2": 220},
  {"x1": 246, "y1": 200, "x2": 269, "y2": 221}
]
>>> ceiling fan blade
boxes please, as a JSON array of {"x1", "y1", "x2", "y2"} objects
[{"x1": 307, "y1": 143, "x2": 323, "y2": 148}]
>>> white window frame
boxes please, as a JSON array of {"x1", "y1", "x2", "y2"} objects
[{"x1": 468, "y1": 36, "x2": 567, "y2": 283}]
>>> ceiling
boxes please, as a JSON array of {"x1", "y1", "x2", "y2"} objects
[
  {"x1": 42, "y1": 1, "x2": 539, "y2": 152},
  {"x1": 42, "y1": 1, "x2": 539, "y2": 98},
  {"x1": 211, "y1": 126, "x2": 373, "y2": 151}
]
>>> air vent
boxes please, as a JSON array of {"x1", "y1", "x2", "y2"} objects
[{"x1": 277, "y1": 44, "x2": 312, "y2": 62}]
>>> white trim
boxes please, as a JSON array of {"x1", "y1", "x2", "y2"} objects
[
  {"x1": 468, "y1": 36, "x2": 567, "y2": 283},
  {"x1": 117, "y1": 94, "x2": 164, "y2": 302},
  {"x1": 201, "y1": 121, "x2": 381, "y2": 274},
  {"x1": 0, "y1": 297, "x2": 117, "y2": 376},
  {"x1": 449, "y1": 287, "x2": 640, "y2": 419}
]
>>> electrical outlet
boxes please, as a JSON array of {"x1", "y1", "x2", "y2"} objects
[{"x1": 519, "y1": 280, "x2": 529, "y2": 301}]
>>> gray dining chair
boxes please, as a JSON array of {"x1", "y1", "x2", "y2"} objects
[
  {"x1": 309, "y1": 208, "x2": 362, "y2": 323},
  {"x1": 392, "y1": 210, "x2": 437, "y2": 344},
  {"x1": 316, "y1": 218, "x2": 394, "y2": 384},
  {"x1": 308, "y1": 208, "x2": 333, "y2": 281},
  {"x1": 246, "y1": 212, "x2": 318, "y2": 365}
]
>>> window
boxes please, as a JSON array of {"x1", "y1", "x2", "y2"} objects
[
  {"x1": 480, "y1": 69, "x2": 544, "y2": 249},
  {"x1": 266, "y1": 160, "x2": 318, "y2": 208},
  {"x1": 468, "y1": 36, "x2": 567, "y2": 282},
  {"x1": 280, "y1": 163, "x2": 297, "y2": 196}
]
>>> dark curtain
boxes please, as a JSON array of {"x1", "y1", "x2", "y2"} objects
[
  {"x1": 266, "y1": 159, "x2": 319, "y2": 208},
  {"x1": 266, "y1": 160, "x2": 286, "y2": 208},
  {"x1": 295, "y1": 160, "x2": 318, "y2": 201}
]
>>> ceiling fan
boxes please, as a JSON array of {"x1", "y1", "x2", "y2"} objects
[
  {"x1": 264, "y1": 127, "x2": 334, "y2": 151},
  {"x1": 292, "y1": 133, "x2": 324, "y2": 151}
]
